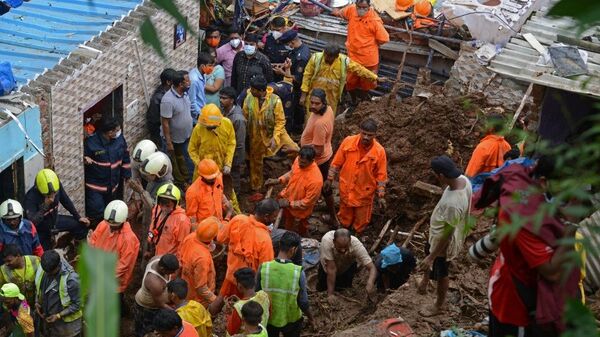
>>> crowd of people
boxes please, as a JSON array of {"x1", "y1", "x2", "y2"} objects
[{"x1": 0, "y1": 0, "x2": 596, "y2": 336}]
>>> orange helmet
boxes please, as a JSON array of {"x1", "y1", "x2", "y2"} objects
[
  {"x1": 198, "y1": 159, "x2": 220, "y2": 180},
  {"x1": 196, "y1": 216, "x2": 220, "y2": 243},
  {"x1": 396, "y1": 0, "x2": 413, "y2": 11},
  {"x1": 414, "y1": 0, "x2": 432, "y2": 16},
  {"x1": 199, "y1": 104, "x2": 223, "y2": 127}
]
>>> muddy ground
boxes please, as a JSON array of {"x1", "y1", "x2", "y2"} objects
[{"x1": 118, "y1": 88, "x2": 598, "y2": 337}]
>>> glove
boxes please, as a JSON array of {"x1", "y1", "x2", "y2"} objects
[
  {"x1": 377, "y1": 197, "x2": 387, "y2": 210},
  {"x1": 223, "y1": 165, "x2": 231, "y2": 175}
]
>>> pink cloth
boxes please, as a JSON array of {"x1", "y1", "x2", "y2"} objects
[{"x1": 216, "y1": 43, "x2": 243, "y2": 86}]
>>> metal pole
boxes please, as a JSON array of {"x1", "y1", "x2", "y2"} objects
[{"x1": 426, "y1": 17, "x2": 445, "y2": 69}]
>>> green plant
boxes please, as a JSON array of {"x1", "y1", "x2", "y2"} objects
[{"x1": 78, "y1": 244, "x2": 120, "y2": 337}]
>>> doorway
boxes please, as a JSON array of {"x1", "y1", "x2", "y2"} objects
[
  {"x1": 82, "y1": 85, "x2": 124, "y2": 138},
  {"x1": 0, "y1": 158, "x2": 25, "y2": 202}
]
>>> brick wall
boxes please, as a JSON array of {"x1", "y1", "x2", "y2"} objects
[{"x1": 48, "y1": 0, "x2": 199, "y2": 214}]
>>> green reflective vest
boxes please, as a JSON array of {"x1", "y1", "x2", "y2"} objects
[
  {"x1": 232, "y1": 291, "x2": 270, "y2": 332},
  {"x1": 260, "y1": 260, "x2": 303, "y2": 328},
  {"x1": 246, "y1": 325, "x2": 268, "y2": 337},
  {"x1": 34, "y1": 267, "x2": 83, "y2": 323},
  {"x1": 310, "y1": 52, "x2": 349, "y2": 100},
  {"x1": 0, "y1": 255, "x2": 39, "y2": 303}
]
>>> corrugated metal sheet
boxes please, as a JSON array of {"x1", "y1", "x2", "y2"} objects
[
  {"x1": 488, "y1": 10, "x2": 600, "y2": 97},
  {"x1": 0, "y1": 0, "x2": 142, "y2": 86}
]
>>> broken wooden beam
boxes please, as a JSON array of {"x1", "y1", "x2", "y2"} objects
[
  {"x1": 370, "y1": 219, "x2": 393, "y2": 254},
  {"x1": 402, "y1": 216, "x2": 428, "y2": 248},
  {"x1": 412, "y1": 180, "x2": 443, "y2": 197},
  {"x1": 428, "y1": 39, "x2": 459, "y2": 60}
]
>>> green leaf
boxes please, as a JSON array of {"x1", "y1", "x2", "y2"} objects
[
  {"x1": 561, "y1": 299, "x2": 600, "y2": 337},
  {"x1": 548, "y1": 0, "x2": 600, "y2": 32},
  {"x1": 78, "y1": 244, "x2": 120, "y2": 337},
  {"x1": 140, "y1": 18, "x2": 165, "y2": 59}
]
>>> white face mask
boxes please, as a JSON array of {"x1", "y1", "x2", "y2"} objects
[
  {"x1": 244, "y1": 44, "x2": 256, "y2": 56},
  {"x1": 271, "y1": 31, "x2": 283, "y2": 40},
  {"x1": 230, "y1": 38, "x2": 241, "y2": 48},
  {"x1": 357, "y1": 7, "x2": 368, "y2": 16},
  {"x1": 113, "y1": 130, "x2": 122, "y2": 139}
]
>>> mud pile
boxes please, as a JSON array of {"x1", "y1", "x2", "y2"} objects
[{"x1": 336, "y1": 93, "x2": 483, "y2": 221}]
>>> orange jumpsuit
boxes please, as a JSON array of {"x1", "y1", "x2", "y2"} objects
[
  {"x1": 279, "y1": 158, "x2": 323, "y2": 236},
  {"x1": 341, "y1": 5, "x2": 389, "y2": 91},
  {"x1": 149, "y1": 205, "x2": 192, "y2": 256},
  {"x1": 178, "y1": 233, "x2": 217, "y2": 307},
  {"x1": 216, "y1": 214, "x2": 274, "y2": 297},
  {"x1": 89, "y1": 220, "x2": 140, "y2": 293},
  {"x1": 185, "y1": 174, "x2": 227, "y2": 222},
  {"x1": 465, "y1": 134, "x2": 512, "y2": 177},
  {"x1": 330, "y1": 135, "x2": 387, "y2": 233}
]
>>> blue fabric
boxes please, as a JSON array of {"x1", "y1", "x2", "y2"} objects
[
  {"x1": 83, "y1": 133, "x2": 132, "y2": 189},
  {"x1": 4, "y1": 0, "x2": 23, "y2": 8},
  {"x1": 188, "y1": 67, "x2": 206, "y2": 120},
  {"x1": 205, "y1": 65, "x2": 225, "y2": 108},
  {"x1": 380, "y1": 244, "x2": 403, "y2": 269},
  {"x1": 0, "y1": 61, "x2": 16, "y2": 96},
  {"x1": 0, "y1": 219, "x2": 41, "y2": 256},
  {"x1": 471, "y1": 157, "x2": 536, "y2": 192}
]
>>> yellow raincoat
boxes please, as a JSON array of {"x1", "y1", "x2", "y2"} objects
[
  {"x1": 175, "y1": 299, "x2": 213, "y2": 337},
  {"x1": 243, "y1": 87, "x2": 298, "y2": 190},
  {"x1": 301, "y1": 52, "x2": 378, "y2": 115},
  {"x1": 188, "y1": 117, "x2": 236, "y2": 180},
  {"x1": 188, "y1": 117, "x2": 241, "y2": 212}
]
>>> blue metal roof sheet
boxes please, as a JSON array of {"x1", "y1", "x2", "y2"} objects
[{"x1": 0, "y1": 0, "x2": 142, "y2": 85}]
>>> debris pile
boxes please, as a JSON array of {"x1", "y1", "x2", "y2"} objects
[{"x1": 336, "y1": 92, "x2": 483, "y2": 221}]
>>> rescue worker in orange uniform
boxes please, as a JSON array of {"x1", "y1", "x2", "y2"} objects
[
  {"x1": 88, "y1": 200, "x2": 140, "y2": 306},
  {"x1": 465, "y1": 113, "x2": 512, "y2": 178},
  {"x1": 178, "y1": 217, "x2": 220, "y2": 313},
  {"x1": 185, "y1": 159, "x2": 233, "y2": 226},
  {"x1": 265, "y1": 146, "x2": 323, "y2": 236},
  {"x1": 325, "y1": 118, "x2": 388, "y2": 234},
  {"x1": 333, "y1": 0, "x2": 389, "y2": 106},
  {"x1": 215, "y1": 199, "x2": 278, "y2": 310},
  {"x1": 147, "y1": 183, "x2": 191, "y2": 257}
]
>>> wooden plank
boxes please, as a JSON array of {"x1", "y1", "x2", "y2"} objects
[
  {"x1": 402, "y1": 216, "x2": 428, "y2": 248},
  {"x1": 428, "y1": 39, "x2": 458, "y2": 60},
  {"x1": 412, "y1": 180, "x2": 443, "y2": 197},
  {"x1": 370, "y1": 219, "x2": 393, "y2": 253}
]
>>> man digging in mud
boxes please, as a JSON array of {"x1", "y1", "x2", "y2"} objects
[
  {"x1": 417, "y1": 156, "x2": 472, "y2": 317},
  {"x1": 317, "y1": 228, "x2": 377, "y2": 304}
]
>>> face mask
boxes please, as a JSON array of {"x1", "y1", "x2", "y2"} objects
[
  {"x1": 229, "y1": 38, "x2": 241, "y2": 48},
  {"x1": 202, "y1": 65, "x2": 214, "y2": 75},
  {"x1": 244, "y1": 44, "x2": 256, "y2": 56},
  {"x1": 113, "y1": 130, "x2": 122, "y2": 139},
  {"x1": 207, "y1": 37, "x2": 220, "y2": 48},
  {"x1": 271, "y1": 31, "x2": 283, "y2": 40},
  {"x1": 284, "y1": 45, "x2": 293, "y2": 51},
  {"x1": 357, "y1": 8, "x2": 368, "y2": 16}
]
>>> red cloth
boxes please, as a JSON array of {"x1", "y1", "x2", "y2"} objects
[
  {"x1": 477, "y1": 164, "x2": 581, "y2": 330},
  {"x1": 489, "y1": 209, "x2": 554, "y2": 326}
]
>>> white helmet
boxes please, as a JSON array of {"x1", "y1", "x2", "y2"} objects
[
  {"x1": 132, "y1": 140, "x2": 158, "y2": 163},
  {"x1": 103, "y1": 200, "x2": 128, "y2": 226},
  {"x1": 142, "y1": 152, "x2": 171, "y2": 178},
  {"x1": 0, "y1": 199, "x2": 23, "y2": 219}
]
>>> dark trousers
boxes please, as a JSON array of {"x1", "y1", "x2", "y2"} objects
[
  {"x1": 231, "y1": 162, "x2": 243, "y2": 193},
  {"x1": 134, "y1": 303, "x2": 160, "y2": 337},
  {"x1": 164, "y1": 138, "x2": 193, "y2": 187},
  {"x1": 267, "y1": 318, "x2": 303, "y2": 337},
  {"x1": 489, "y1": 311, "x2": 558, "y2": 337},
  {"x1": 85, "y1": 188, "x2": 117, "y2": 223},
  {"x1": 38, "y1": 215, "x2": 89, "y2": 250},
  {"x1": 316, "y1": 262, "x2": 358, "y2": 291}
]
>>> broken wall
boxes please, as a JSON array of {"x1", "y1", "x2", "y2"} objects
[{"x1": 45, "y1": 0, "x2": 199, "y2": 213}]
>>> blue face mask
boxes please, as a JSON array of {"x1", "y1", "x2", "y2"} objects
[{"x1": 244, "y1": 44, "x2": 256, "y2": 56}]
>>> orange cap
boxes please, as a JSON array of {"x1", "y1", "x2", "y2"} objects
[
  {"x1": 414, "y1": 0, "x2": 432, "y2": 16},
  {"x1": 196, "y1": 216, "x2": 220, "y2": 243},
  {"x1": 197, "y1": 159, "x2": 220, "y2": 180},
  {"x1": 396, "y1": 0, "x2": 413, "y2": 11}
]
